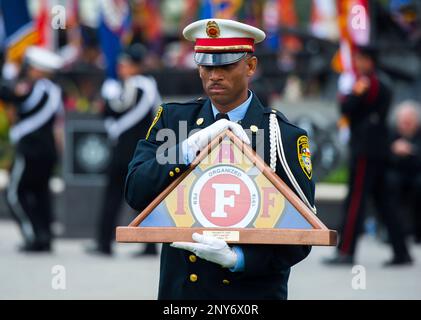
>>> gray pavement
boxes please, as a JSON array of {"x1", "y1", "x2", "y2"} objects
[{"x1": 0, "y1": 221, "x2": 420, "y2": 300}]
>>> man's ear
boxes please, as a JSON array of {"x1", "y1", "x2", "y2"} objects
[{"x1": 246, "y1": 56, "x2": 258, "y2": 77}]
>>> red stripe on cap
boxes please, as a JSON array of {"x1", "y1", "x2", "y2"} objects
[{"x1": 195, "y1": 38, "x2": 255, "y2": 53}]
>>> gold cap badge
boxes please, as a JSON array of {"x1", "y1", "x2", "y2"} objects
[{"x1": 206, "y1": 21, "x2": 220, "y2": 38}]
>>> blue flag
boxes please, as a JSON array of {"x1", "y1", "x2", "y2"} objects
[
  {"x1": 0, "y1": 0, "x2": 37, "y2": 62},
  {"x1": 98, "y1": 0, "x2": 131, "y2": 79},
  {"x1": 201, "y1": 0, "x2": 214, "y2": 19}
]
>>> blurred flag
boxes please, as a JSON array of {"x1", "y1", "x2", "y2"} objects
[
  {"x1": 390, "y1": 0, "x2": 418, "y2": 32},
  {"x1": 263, "y1": 0, "x2": 280, "y2": 50},
  {"x1": 98, "y1": 0, "x2": 131, "y2": 79},
  {"x1": 36, "y1": 0, "x2": 80, "y2": 51},
  {"x1": 134, "y1": 0, "x2": 162, "y2": 52},
  {"x1": 311, "y1": 0, "x2": 339, "y2": 41},
  {"x1": 200, "y1": 0, "x2": 214, "y2": 19},
  {"x1": 333, "y1": 0, "x2": 371, "y2": 74},
  {"x1": 36, "y1": 0, "x2": 54, "y2": 50},
  {"x1": 59, "y1": 0, "x2": 82, "y2": 67},
  {"x1": 241, "y1": 0, "x2": 264, "y2": 27},
  {"x1": 135, "y1": 0, "x2": 162, "y2": 41},
  {"x1": 278, "y1": 0, "x2": 300, "y2": 51},
  {"x1": 390, "y1": 0, "x2": 413, "y2": 11},
  {"x1": 0, "y1": 0, "x2": 39, "y2": 65},
  {"x1": 200, "y1": 0, "x2": 243, "y2": 19},
  {"x1": 347, "y1": 0, "x2": 370, "y2": 46},
  {"x1": 333, "y1": 0, "x2": 371, "y2": 144},
  {"x1": 214, "y1": 0, "x2": 243, "y2": 19},
  {"x1": 263, "y1": 0, "x2": 300, "y2": 51}
]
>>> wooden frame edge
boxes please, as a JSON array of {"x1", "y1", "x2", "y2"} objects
[{"x1": 116, "y1": 227, "x2": 338, "y2": 246}]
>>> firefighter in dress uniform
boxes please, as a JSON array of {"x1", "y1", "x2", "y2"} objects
[
  {"x1": 125, "y1": 19, "x2": 316, "y2": 299},
  {"x1": 323, "y1": 46, "x2": 411, "y2": 266}
]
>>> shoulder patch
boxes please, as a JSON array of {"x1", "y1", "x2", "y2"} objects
[
  {"x1": 297, "y1": 135, "x2": 312, "y2": 180},
  {"x1": 146, "y1": 106, "x2": 163, "y2": 140}
]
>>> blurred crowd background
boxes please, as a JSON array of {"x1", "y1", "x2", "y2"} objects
[
  {"x1": 0, "y1": 0, "x2": 420, "y2": 174},
  {"x1": 0, "y1": 0, "x2": 420, "y2": 266}
]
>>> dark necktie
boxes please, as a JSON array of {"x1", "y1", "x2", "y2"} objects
[{"x1": 215, "y1": 113, "x2": 230, "y2": 121}]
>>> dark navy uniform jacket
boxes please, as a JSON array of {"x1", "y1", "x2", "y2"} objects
[
  {"x1": 0, "y1": 79, "x2": 60, "y2": 162},
  {"x1": 340, "y1": 74, "x2": 392, "y2": 159},
  {"x1": 125, "y1": 93, "x2": 314, "y2": 300},
  {"x1": 102, "y1": 76, "x2": 158, "y2": 168}
]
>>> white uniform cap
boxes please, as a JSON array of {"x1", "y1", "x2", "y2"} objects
[
  {"x1": 25, "y1": 46, "x2": 63, "y2": 72},
  {"x1": 183, "y1": 19, "x2": 266, "y2": 66}
]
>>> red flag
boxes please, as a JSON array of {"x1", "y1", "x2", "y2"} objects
[
  {"x1": 278, "y1": 0, "x2": 300, "y2": 51},
  {"x1": 333, "y1": 0, "x2": 371, "y2": 140},
  {"x1": 333, "y1": 0, "x2": 370, "y2": 74},
  {"x1": 36, "y1": 0, "x2": 53, "y2": 49}
]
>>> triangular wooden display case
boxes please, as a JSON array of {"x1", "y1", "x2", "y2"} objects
[{"x1": 117, "y1": 129, "x2": 337, "y2": 245}]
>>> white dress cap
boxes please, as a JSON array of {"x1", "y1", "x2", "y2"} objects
[
  {"x1": 183, "y1": 19, "x2": 266, "y2": 66},
  {"x1": 25, "y1": 46, "x2": 63, "y2": 72}
]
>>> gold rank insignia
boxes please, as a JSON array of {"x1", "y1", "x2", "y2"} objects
[
  {"x1": 146, "y1": 106, "x2": 163, "y2": 140},
  {"x1": 297, "y1": 135, "x2": 312, "y2": 179},
  {"x1": 206, "y1": 21, "x2": 220, "y2": 38}
]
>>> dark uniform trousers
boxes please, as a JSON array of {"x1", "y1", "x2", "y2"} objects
[
  {"x1": 96, "y1": 151, "x2": 129, "y2": 251},
  {"x1": 8, "y1": 151, "x2": 55, "y2": 247},
  {"x1": 96, "y1": 112, "x2": 154, "y2": 252},
  {"x1": 337, "y1": 154, "x2": 388, "y2": 256},
  {"x1": 125, "y1": 94, "x2": 315, "y2": 300},
  {"x1": 337, "y1": 74, "x2": 394, "y2": 257}
]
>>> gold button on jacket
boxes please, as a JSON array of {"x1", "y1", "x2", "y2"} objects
[
  {"x1": 189, "y1": 255, "x2": 197, "y2": 263},
  {"x1": 189, "y1": 274, "x2": 198, "y2": 282},
  {"x1": 250, "y1": 125, "x2": 259, "y2": 133}
]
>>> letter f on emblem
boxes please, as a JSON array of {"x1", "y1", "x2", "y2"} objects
[{"x1": 211, "y1": 184, "x2": 240, "y2": 218}]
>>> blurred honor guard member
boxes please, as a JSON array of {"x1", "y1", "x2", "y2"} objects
[
  {"x1": 0, "y1": 46, "x2": 63, "y2": 252},
  {"x1": 125, "y1": 19, "x2": 315, "y2": 299},
  {"x1": 325, "y1": 46, "x2": 394, "y2": 265},
  {"x1": 88, "y1": 44, "x2": 161, "y2": 255}
]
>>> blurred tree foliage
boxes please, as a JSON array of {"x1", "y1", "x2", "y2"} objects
[
  {"x1": 321, "y1": 164, "x2": 349, "y2": 184},
  {"x1": 0, "y1": 105, "x2": 9, "y2": 139},
  {"x1": 0, "y1": 103, "x2": 12, "y2": 169}
]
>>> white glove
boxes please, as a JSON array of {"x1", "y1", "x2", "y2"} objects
[
  {"x1": 182, "y1": 119, "x2": 250, "y2": 164},
  {"x1": 338, "y1": 126, "x2": 350, "y2": 145},
  {"x1": 101, "y1": 78, "x2": 122, "y2": 100},
  {"x1": 171, "y1": 232, "x2": 238, "y2": 268}
]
